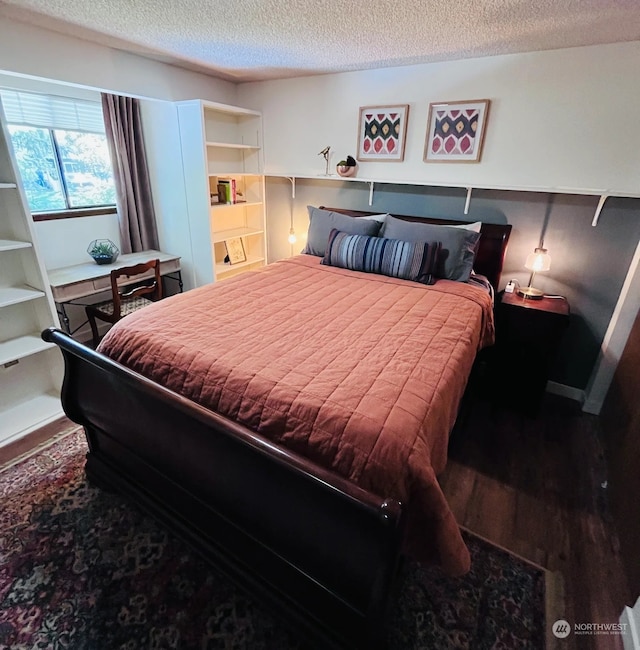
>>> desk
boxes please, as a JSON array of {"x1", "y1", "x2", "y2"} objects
[{"x1": 48, "y1": 250, "x2": 182, "y2": 333}]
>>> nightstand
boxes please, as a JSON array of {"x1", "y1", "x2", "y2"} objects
[{"x1": 493, "y1": 291, "x2": 570, "y2": 415}]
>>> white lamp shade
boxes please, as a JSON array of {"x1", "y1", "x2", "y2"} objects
[{"x1": 525, "y1": 247, "x2": 551, "y2": 273}]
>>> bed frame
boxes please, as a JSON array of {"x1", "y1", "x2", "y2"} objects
[{"x1": 42, "y1": 211, "x2": 511, "y2": 649}]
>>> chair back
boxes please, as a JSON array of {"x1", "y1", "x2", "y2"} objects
[{"x1": 109, "y1": 259, "x2": 162, "y2": 319}]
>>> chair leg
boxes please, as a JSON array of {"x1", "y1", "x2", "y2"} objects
[{"x1": 86, "y1": 310, "x2": 100, "y2": 348}]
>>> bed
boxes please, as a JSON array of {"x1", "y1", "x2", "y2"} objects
[{"x1": 43, "y1": 207, "x2": 511, "y2": 650}]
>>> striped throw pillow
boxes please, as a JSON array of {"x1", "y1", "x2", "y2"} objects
[{"x1": 322, "y1": 229, "x2": 441, "y2": 285}]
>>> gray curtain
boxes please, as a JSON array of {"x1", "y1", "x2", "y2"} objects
[{"x1": 101, "y1": 93, "x2": 159, "y2": 253}]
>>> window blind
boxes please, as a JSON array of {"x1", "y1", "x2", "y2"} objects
[{"x1": 0, "y1": 89, "x2": 105, "y2": 133}]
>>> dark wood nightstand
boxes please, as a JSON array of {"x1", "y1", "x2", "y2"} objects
[{"x1": 492, "y1": 291, "x2": 570, "y2": 415}]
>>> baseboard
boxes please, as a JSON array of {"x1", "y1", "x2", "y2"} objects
[
  {"x1": 621, "y1": 598, "x2": 640, "y2": 650},
  {"x1": 546, "y1": 381, "x2": 585, "y2": 404}
]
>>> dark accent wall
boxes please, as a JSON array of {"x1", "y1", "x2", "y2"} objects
[{"x1": 266, "y1": 178, "x2": 640, "y2": 390}]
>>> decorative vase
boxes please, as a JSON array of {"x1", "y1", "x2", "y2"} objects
[
  {"x1": 87, "y1": 239, "x2": 120, "y2": 265},
  {"x1": 336, "y1": 164, "x2": 357, "y2": 177}
]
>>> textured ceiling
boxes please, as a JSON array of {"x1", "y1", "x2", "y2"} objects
[{"x1": 2, "y1": 0, "x2": 640, "y2": 82}]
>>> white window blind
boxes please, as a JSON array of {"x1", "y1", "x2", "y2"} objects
[{"x1": 0, "y1": 89, "x2": 105, "y2": 133}]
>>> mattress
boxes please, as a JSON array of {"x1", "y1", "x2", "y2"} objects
[{"x1": 98, "y1": 254, "x2": 494, "y2": 575}]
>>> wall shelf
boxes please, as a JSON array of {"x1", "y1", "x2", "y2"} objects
[
  {"x1": 267, "y1": 172, "x2": 640, "y2": 226},
  {"x1": 206, "y1": 141, "x2": 261, "y2": 150},
  {"x1": 210, "y1": 201, "x2": 263, "y2": 211},
  {"x1": 0, "y1": 97, "x2": 62, "y2": 447},
  {"x1": 212, "y1": 226, "x2": 264, "y2": 243},
  {"x1": 2, "y1": 391, "x2": 63, "y2": 446},
  {"x1": 0, "y1": 239, "x2": 32, "y2": 252},
  {"x1": 0, "y1": 285, "x2": 46, "y2": 308},
  {"x1": 215, "y1": 255, "x2": 265, "y2": 276},
  {"x1": 0, "y1": 334, "x2": 54, "y2": 366}
]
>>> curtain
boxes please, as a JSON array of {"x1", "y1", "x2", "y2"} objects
[{"x1": 101, "y1": 93, "x2": 159, "y2": 253}]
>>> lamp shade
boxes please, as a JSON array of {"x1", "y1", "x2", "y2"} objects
[{"x1": 525, "y1": 247, "x2": 551, "y2": 273}]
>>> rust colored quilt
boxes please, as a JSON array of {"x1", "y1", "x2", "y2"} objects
[{"x1": 99, "y1": 255, "x2": 494, "y2": 576}]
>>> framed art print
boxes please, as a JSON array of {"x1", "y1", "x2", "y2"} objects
[
  {"x1": 424, "y1": 99, "x2": 490, "y2": 163},
  {"x1": 357, "y1": 105, "x2": 409, "y2": 162},
  {"x1": 225, "y1": 237, "x2": 247, "y2": 265}
]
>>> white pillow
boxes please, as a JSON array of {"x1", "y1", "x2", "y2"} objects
[{"x1": 450, "y1": 220, "x2": 482, "y2": 233}]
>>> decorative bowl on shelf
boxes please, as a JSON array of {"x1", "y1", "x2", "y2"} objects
[
  {"x1": 336, "y1": 155, "x2": 357, "y2": 178},
  {"x1": 87, "y1": 239, "x2": 120, "y2": 265}
]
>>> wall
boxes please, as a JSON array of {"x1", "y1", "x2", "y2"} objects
[
  {"x1": 0, "y1": 13, "x2": 238, "y2": 338},
  {"x1": 238, "y1": 41, "x2": 640, "y2": 195},
  {"x1": 239, "y1": 43, "x2": 640, "y2": 394},
  {"x1": 0, "y1": 11, "x2": 236, "y2": 104}
]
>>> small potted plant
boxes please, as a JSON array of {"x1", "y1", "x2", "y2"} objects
[
  {"x1": 336, "y1": 155, "x2": 357, "y2": 177},
  {"x1": 87, "y1": 239, "x2": 120, "y2": 265}
]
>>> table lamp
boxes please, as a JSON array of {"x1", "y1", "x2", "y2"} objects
[{"x1": 517, "y1": 246, "x2": 551, "y2": 299}]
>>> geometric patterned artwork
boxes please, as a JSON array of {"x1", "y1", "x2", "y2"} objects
[
  {"x1": 357, "y1": 105, "x2": 409, "y2": 162},
  {"x1": 424, "y1": 100, "x2": 490, "y2": 163}
]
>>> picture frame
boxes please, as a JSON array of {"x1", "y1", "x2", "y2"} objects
[
  {"x1": 357, "y1": 105, "x2": 409, "y2": 162},
  {"x1": 224, "y1": 237, "x2": 247, "y2": 265},
  {"x1": 424, "y1": 99, "x2": 490, "y2": 163}
]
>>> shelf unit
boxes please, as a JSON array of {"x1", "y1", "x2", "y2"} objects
[
  {"x1": 173, "y1": 100, "x2": 266, "y2": 288},
  {"x1": 0, "y1": 100, "x2": 63, "y2": 447},
  {"x1": 266, "y1": 172, "x2": 639, "y2": 226}
]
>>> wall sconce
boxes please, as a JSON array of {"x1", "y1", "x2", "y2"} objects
[{"x1": 517, "y1": 247, "x2": 551, "y2": 299}]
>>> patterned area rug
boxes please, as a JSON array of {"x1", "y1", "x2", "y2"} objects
[{"x1": 0, "y1": 428, "x2": 546, "y2": 649}]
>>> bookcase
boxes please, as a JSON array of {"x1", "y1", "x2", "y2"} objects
[
  {"x1": 173, "y1": 99, "x2": 266, "y2": 288},
  {"x1": 0, "y1": 100, "x2": 63, "y2": 447}
]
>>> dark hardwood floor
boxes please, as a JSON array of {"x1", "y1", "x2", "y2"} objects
[
  {"x1": 443, "y1": 391, "x2": 631, "y2": 650},
  {"x1": 4, "y1": 392, "x2": 632, "y2": 649}
]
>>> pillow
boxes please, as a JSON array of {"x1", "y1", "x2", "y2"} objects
[
  {"x1": 322, "y1": 229, "x2": 441, "y2": 285},
  {"x1": 450, "y1": 220, "x2": 482, "y2": 233},
  {"x1": 303, "y1": 206, "x2": 383, "y2": 257},
  {"x1": 380, "y1": 215, "x2": 481, "y2": 282},
  {"x1": 359, "y1": 212, "x2": 390, "y2": 224}
]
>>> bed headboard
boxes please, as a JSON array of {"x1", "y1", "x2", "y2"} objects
[{"x1": 319, "y1": 206, "x2": 512, "y2": 293}]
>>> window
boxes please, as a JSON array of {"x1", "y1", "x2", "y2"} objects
[{"x1": 1, "y1": 90, "x2": 117, "y2": 217}]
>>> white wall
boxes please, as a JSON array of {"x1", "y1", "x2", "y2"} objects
[
  {"x1": 0, "y1": 13, "x2": 239, "y2": 279},
  {"x1": 0, "y1": 11, "x2": 236, "y2": 104},
  {"x1": 0, "y1": 12, "x2": 239, "y2": 340},
  {"x1": 238, "y1": 41, "x2": 640, "y2": 196},
  {"x1": 239, "y1": 41, "x2": 640, "y2": 410}
]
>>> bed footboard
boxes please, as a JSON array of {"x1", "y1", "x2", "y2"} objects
[{"x1": 42, "y1": 328, "x2": 405, "y2": 650}]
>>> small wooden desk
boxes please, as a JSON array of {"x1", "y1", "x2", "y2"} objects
[{"x1": 48, "y1": 250, "x2": 182, "y2": 333}]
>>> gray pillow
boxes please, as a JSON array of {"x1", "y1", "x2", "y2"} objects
[
  {"x1": 380, "y1": 215, "x2": 481, "y2": 282},
  {"x1": 303, "y1": 206, "x2": 383, "y2": 256}
]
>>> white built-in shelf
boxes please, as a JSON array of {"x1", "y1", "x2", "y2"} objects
[
  {"x1": 0, "y1": 239, "x2": 32, "y2": 252},
  {"x1": 0, "y1": 392, "x2": 63, "y2": 448},
  {"x1": 266, "y1": 172, "x2": 640, "y2": 225},
  {"x1": 0, "y1": 181, "x2": 17, "y2": 189},
  {"x1": 0, "y1": 285, "x2": 46, "y2": 308},
  {"x1": 210, "y1": 201, "x2": 262, "y2": 211},
  {"x1": 265, "y1": 171, "x2": 640, "y2": 198},
  {"x1": 212, "y1": 227, "x2": 264, "y2": 243},
  {"x1": 206, "y1": 141, "x2": 261, "y2": 150},
  {"x1": 209, "y1": 172, "x2": 262, "y2": 178},
  {"x1": 0, "y1": 334, "x2": 54, "y2": 366},
  {"x1": 215, "y1": 255, "x2": 265, "y2": 276},
  {"x1": 201, "y1": 100, "x2": 261, "y2": 118}
]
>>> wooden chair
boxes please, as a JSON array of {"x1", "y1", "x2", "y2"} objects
[{"x1": 86, "y1": 259, "x2": 162, "y2": 347}]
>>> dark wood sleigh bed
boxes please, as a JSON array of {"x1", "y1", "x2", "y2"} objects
[{"x1": 42, "y1": 208, "x2": 511, "y2": 650}]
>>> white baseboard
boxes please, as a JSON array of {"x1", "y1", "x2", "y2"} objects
[
  {"x1": 546, "y1": 381, "x2": 585, "y2": 404},
  {"x1": 621, "y1": 598, "x2": 640, "y2": 650}
]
